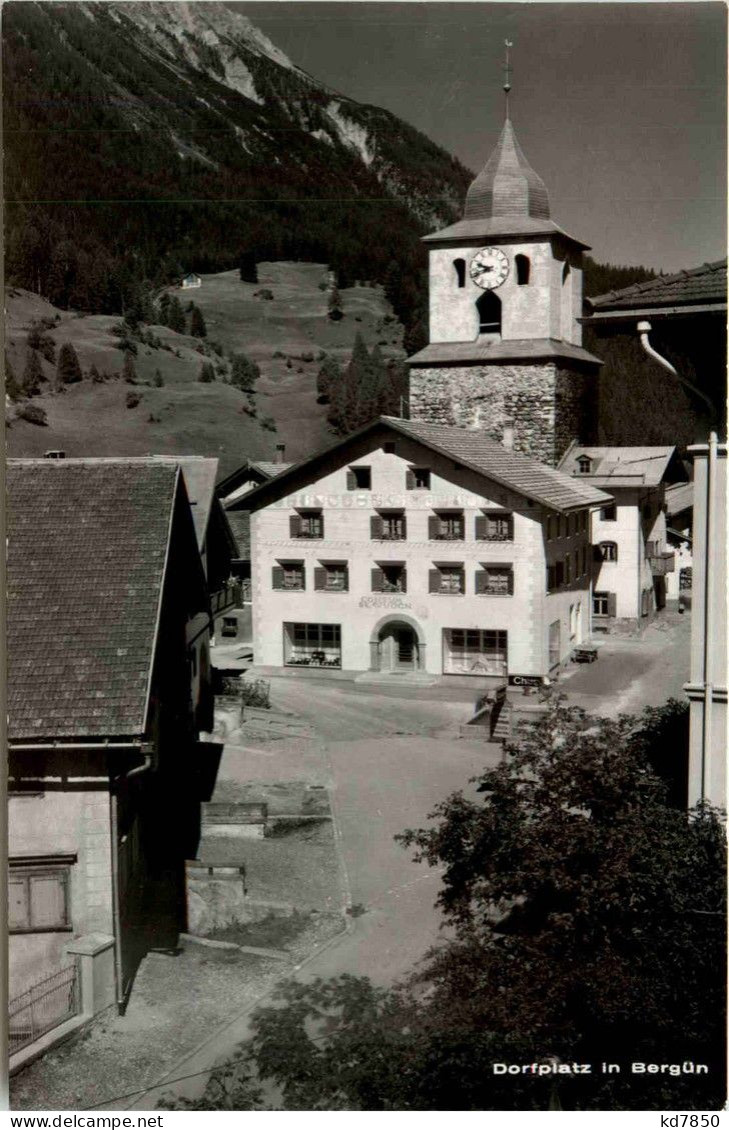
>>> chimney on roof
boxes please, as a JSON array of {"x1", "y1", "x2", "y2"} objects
[
  {"x1": 502, "y1": 421, "x2": 514, "y2": 450},
  {"x1": 44, "y1": 450, "x2": 66, "y2": 459},
  {"x1": 275, "y1": 443, "x2": 286, "y2": 463}
]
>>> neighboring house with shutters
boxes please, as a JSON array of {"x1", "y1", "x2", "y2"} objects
[
  {"x1": 7, "y1": 458, "x2": 211, "y2": 1013},
  {"x1": 243, "y1": 416, "x2": 611, "y2": 683},
  {"x1": 558, "y1": 444, "x2": 688, "y2": 631},
  {"x1": 217, "y1": 447, "x2": 293, "y2": 588}
]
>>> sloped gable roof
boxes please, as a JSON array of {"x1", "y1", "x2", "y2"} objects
[
  {"x1": 241, "y1": 416, "x2": 612, "y2": 514},
  {"x1": 587, "y1": 260, "x2": 727, "y2": 314},
  {"x1": 557, "y1": 444, "x2": 683, "y2": 488},
  {"x1": 7, "y1": 460, "x2": 180, "y2": 741}
]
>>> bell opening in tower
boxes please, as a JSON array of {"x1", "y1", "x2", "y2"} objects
[{"x1": 476, "y1": 291, "x2": 502, "y2": 336}]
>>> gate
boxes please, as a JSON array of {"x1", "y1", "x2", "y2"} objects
[{"x1": 9, "y1": 963, "x2": 80, "y2": 1055}]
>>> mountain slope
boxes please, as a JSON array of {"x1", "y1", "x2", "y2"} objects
[{"x1": 4, "y1": 1, "x2": 470, "y2": 317}]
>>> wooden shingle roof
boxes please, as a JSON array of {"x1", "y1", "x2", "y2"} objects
[{"x1": 7, "y1": 460, "x2": 180, "y2": 741}]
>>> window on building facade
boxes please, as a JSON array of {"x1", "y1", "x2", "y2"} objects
[
  {"x1": 315, "y1": 562, "x2": 349, "y2": 592},
  {"x1": 476, "y1": 565, "x2": 514, "y2": 595},
  {"x1": 600, "y1": 504, "x2": 617, "y2": 522},
  {"x1": 475, "y1": 511, "x2": 513, "y2": 541},
  {"x1": 291, "y1": 511, "x2": 323, "y2": 538},
  {"x1": 515, "y1": 254, "x2": 530, "y2": 285},
  {"x1": 406, "y1": 467, "x2": 431, "y2": 489},
  {"x1": 429, "y1": 511, "x2": 464, "y2": 540},
  {"x1": 593, "y1": 591, "x2": 615, "y2": 617},
  {"x1": 371, "y1": 511, "x2": 406, "y2": 540},
  {"x1": 347, "y1": 466, "x2": 371, "y2": 490},
  {"x1": 597, "y1": 541, "x2": 618, "y2": 562},
  {"x1": 577, "y1": 456, "x2": 592, "y2": 475},
  {"x1": 9, "y1": 860, "x2": 73, "y2": 933},
  {"x1": 555, "y1": 560, "x2": 565, "y2": 587},
  {"x1": 443, "y1": 629, "x2": 508, "y2": 676},
  {"x1": 453, "y1": 258, "x2": 466, "y2": 288},
  {"x1": 430, "y1": 564, "x2": 465, "y2": 594},
  {"x1": 546, "y1": 564, "x2": 556, "y2": 593},
  {"x1": 372, "y1": 564, "x2": 407, "y2": 593},
  {"x1": 272, "y1": 561, "x2": 306, "y2": 590},
  {"x1": 285, "y1": 623, "x2": 341, "y2": 667},
  {"x1": 383, "y1": 441, "x2": 396, "y2": 455}
]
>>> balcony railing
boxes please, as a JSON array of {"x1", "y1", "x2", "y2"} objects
[
  {"x1": 648, "y1": 552, "x2": 675, "y2": 575},
  {"x1": 211, "y1": 583, "x2": 241, "y2": 615}
]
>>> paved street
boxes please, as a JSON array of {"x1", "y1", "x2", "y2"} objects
[{"x1": 129, "y1": 610, "x2": 690, "y2": 1108}]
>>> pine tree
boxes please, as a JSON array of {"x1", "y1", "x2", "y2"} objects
[
  {"x1": 190, "y1": 304, "x2": 207, "y2": 338},
  {"x1": 90, "y1": 363, "x2": 103, "y2": 383},
  {"x1": 158, "y1": 292, "x2": 171, "y2": 327},
  {"x1": 168, "y1": 296, "x2": 186, "y2": 334},
  {"x1": 153, "y1": 369, "x2": 164, "y2": 387},
  {"x1": 56, "y1": 342, "x2": 82, "y2": 385},
  {"x1": 5, "y1": 355, "x2": 21, "y2": 401},
  {"x1": 239, "y1": 252, "x2": 258, "y2": 283},
  {"x1": 23, "y1": 349, "x2": 44, "y2": 396},
  {"x1": 122, "y1": 352, "x2": 137, "y2": 384},
  {"x1": 198, "y1": 361, "x2": 215, "y2": 383},
  {"x1": 230, "y1": 353, "x2": 259, "y2": 391},
  {"x1": 315, "y1": 354, "x2": 342, "y2": 403},
  {"x1": 327, "y1": 285, "x2": 344, "y2": 322}
]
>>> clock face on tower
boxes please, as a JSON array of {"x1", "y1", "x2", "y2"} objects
[{"x1": 469, "y1": 247, "x2": 509, "y2": 290}]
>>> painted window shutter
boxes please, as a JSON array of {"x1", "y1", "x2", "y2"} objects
[
  {"x1": 475, "y1": 570, "x2": 487, "y2": 594},
  {"x1": 428, "y1": 516, "x2": 439, "y2": 539},
  {"x1": 607, "y1": 592, "x2": 617, "y2": 617},
  {"x1": 507, "y1": 514, "x2": 515, "y2": 539},
  {"x1": 314, "y1": 567, "x2": 327, "y2": 591},
  {"x1": 400, "y1": 569, "x2": 407, "y2": 594},
  {"x1": 346, "y1": 470, "x2": 356, "y2": 490},
  {"x1": 371, "y1": 515, "x2": 383, "y2": 539},
  {"x1": 319, "y1": 514, "x2": 325, "y2": 538},
  {"x1": 289, "y1": 515, "x2": 301, "y2": 538},
  {"x1": 300, "y1": 566, "x2": 306, "y2": 589},
  {"x1": 475, "y1": 516, "x2": 487, "y2": 540},
  {"x1": 508, "y1": 568, "x2": 514, "y2": 595},
  {"x1": 272, "y1": 566, "x2": 284, "y2": 589},
  {"x1": 341, "y1": 568, "x2": 349, "y2": 592},
  {"x1": 371, "y1": 568, "x2": 384, "y2": 592},
  {"x1": 406, "y1": 469, "x2": 415, "y2": 489},
  {"x1": 429, "y1": 568, "x2": 441, "y2": 593}
]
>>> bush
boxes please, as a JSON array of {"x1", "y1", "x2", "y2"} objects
[
  {"x1": 254, "y1": 288, "x2": 274, "y2": 301},
  {"x1": 126, "y1": 391, "x2": 141, "y2": 408},
  {"x1": 230, "y1": 353, "x2": 260, "y2": 392},
  {"x1": 16, "y1": 403, "x2": 48, "y2": 426},
  {"x1": 153, "y1": 370, "x2": 164, "y2": 387},
  {"x1": 198, "y1": 361, "x2": 215, "y2": 383},
  {"x1": 190, "y1": 305, "x2": 207, "y2": 338},
  {"x1": 272, "y1": 350, "x2": 285, "y2": 359},
  {"x1": 328, "y1": 307, "x2": 344, "y2": 322},
  {"x1": 5, "y1": 356, "x2": 21, "y2": 401},
  {"x1": 260, "y1": 415, "x2": 277, "y2": 432},
  {"x1": 117, "y1": 337, "x2": 138, "y2": 355},
  {"x1": 239, "y1": 678, "x2": 270, "y2": 709},
  {"x1": 22, "y1": 349, "x2": 44, "y2": 396},
  {"x1": 89, "y1": 364, "x2": 102, "y2": 383},
  {"x1": 27, "y1": 324, "x2": 55, "y2": 364}
]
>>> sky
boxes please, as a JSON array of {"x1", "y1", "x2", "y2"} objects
[{"x1": 232, "y1": 1, "x2": 727, "y2": 273}]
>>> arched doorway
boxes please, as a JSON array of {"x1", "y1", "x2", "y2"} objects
[
  {"x1": 378, "y1": 622, "x2": 419, "y2": 672},
  {"x1": 370, "y1": 615, "x2": 425, "y2": 673}
]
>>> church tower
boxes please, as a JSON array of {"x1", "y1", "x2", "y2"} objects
[{"x1": 408, "y1": 53, "x2": 601, "y2": 466}]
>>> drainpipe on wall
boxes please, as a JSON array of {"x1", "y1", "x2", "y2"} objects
[{"x1": 700, "y1": 431, "x2": 718, "y2": 803}]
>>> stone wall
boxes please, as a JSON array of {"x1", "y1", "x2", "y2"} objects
[{"x1": 409, "y1": 361, "x2": 596, "y2": 466}]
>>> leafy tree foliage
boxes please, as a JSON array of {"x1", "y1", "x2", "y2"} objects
[
  {"x1": 22, "y1": 350, "x2": 44, "y2": 397},
  {"x1": 192, "y1": 699, "x2": 725, "y2": 1112},
  {"x1": 56, "y1": 342, "x2": 82, "y2": 385},
  {"x1": 190, "y1": 304, "x2": 207, "y2": 338}
]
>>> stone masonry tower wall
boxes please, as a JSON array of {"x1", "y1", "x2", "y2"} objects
[{"x1": 409, "y1": 362, "x2": 597, "y2": 467}]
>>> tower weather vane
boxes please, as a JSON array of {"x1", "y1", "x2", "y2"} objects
[{"x1": 503, "y1": 39, "x2": 513, "y2": 117}]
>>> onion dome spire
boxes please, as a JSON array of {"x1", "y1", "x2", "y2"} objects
[{"x1": 463, "y1": 41, "x2": 551, "y2": 223}]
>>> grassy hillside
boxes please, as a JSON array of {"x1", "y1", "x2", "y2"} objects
[{"x1": 6, "y1": 263, "x2": 404, "y2": 475}]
